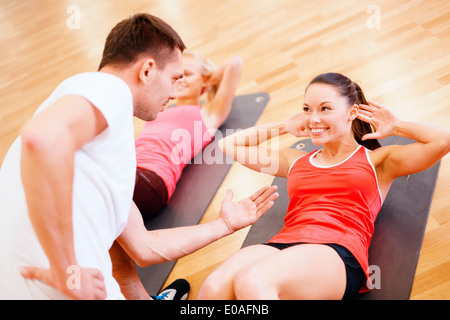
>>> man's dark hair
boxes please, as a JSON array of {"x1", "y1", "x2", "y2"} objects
[{"x1": 98, "y1": 13, "x2": 186, "y2": 70}]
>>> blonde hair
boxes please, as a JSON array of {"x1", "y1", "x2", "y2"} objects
[{"x1": 182, "y1": 51, "x2": 218, "y2": 105}]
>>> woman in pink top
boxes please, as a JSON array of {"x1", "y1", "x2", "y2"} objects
[
  {"x1": 198, "y1": 72, "x2": 450, "y2": 300},
  {"x1": 134, "y1": 51, "x2": 243, "y2": 219}
]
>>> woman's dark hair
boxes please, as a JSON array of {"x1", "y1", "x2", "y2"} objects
[
  {"x1": 307, "y1": 72, "x2": 381, "y2": 150},
  {"x1": 98, "y1": 13, "x2": 186, "y2": 70}
]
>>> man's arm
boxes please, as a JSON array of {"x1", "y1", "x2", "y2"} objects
[
  {"x1": 117, "y1": 185, "x2": 278, "y2": 268},
  {"x1": 20, "y1": 95, "x2": 108, "y2": 300}
]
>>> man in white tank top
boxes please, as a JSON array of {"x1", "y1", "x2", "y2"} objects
[
  {"x1": 0, "y1": 13, "x2": 186, "y2": 300},
  {"x1": 0, "y1": 13, "x2": 278, "y2": 300}
]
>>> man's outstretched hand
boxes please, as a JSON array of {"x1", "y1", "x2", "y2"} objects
[{"x1": 219, "y1": 185, "x2": 279, "y2": 233}]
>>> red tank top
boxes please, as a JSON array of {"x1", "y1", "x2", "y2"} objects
[
  {"x1": 269, "y1": 145, "x2": 382, "y2": 292},
  {"x1": 135, "y1": 106, "x2": 213, "y2": 200}
]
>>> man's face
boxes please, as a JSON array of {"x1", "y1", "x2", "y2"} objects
[{"x1": 134, "y1": 49, "x2": 184, "y2": 121}]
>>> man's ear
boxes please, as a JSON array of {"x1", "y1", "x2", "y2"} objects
[
  {"x1": 349, "y1": 103, "x2": 359, "y2": 121},
  {"x1": 138, "y1": 58, "x2": 156, "y2": 83}
]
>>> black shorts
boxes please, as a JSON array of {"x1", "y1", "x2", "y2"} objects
[{"x1": 263, "y1": 242, "x2": 366, "y2": 300}]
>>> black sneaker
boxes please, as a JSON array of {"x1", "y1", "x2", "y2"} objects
[{"x1": 151, "y1": 279, "x2": 190, "y2": 300}]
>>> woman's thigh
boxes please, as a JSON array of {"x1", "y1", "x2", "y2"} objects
[
  {"x1": 198, "y1": 244, "x2": 279, "y2": 299},
  {"x1": 235, "y1": 244, "x2": 347, "y2": 300}
]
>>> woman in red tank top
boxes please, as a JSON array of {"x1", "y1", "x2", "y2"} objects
[{"x1": 198, "y1": 72, "x2": 450, "y2": 300}]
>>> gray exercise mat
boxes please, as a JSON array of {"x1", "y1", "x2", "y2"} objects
[
  {"x1": 135, "y1": 92, "x2": 270, "y2": 295},
  {"x1": 241, "y1": 136, "x2": 440, "y2": 300}
]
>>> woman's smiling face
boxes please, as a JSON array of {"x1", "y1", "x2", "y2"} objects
[
  {"x1": 303, "y1": 83, "x2": 358, "y2": 145},
  {"x1": 175, "y1": 56, "x2": 207, "y2": 101}
]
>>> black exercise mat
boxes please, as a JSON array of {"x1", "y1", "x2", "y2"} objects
[
  {"x1": 135, "y1": 92, "x2": 270, "y2": 294},
  {"x1": 241, "y1": 136, "x2": 441, "y2": 300}
]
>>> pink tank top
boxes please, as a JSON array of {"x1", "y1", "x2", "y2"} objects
[
  {"x1": 270, "y1": 146, "x2": 383, "y2": 292},
  {"x1": 135, "y1": 106, "x2": 213, "y2": 200}
]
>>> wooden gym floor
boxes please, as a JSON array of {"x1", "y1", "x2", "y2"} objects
[{"x1": 1, "y1": 0, "x2": 449, "y2": 299}]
